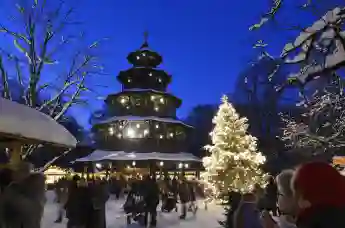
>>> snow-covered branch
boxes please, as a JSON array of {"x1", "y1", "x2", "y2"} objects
[
  {"x1": 0, "y1": 0, "x2": 106, "y2": 118},
  {"x1": 0, "y1": 0, "x2": 107, "y2": 158},
  {"x1": 281, "y1": 78, "x2": 345, "y2": 154}
]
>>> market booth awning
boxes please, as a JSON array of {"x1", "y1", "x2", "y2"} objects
[
  {"x1": 74, "y1": 150, "x2": 201, "y2": 162},
  {"x1": 0, "y1": 98, "x2": 77, "y2": 147}
]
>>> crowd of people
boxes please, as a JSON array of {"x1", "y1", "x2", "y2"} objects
[
  {"x1": 53, "y1": 174, "x2": 200, "y2": 228},
  {"x1": 225, "y1": 161, "x2": 345, "y2": 228},
  {"x1": 1, "y1": 160, "x2": 344, "y2": 228}
]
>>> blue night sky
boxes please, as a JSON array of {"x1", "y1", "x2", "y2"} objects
[{"x1": 0, "y1": 0, "x2": 342, "y2": 128}]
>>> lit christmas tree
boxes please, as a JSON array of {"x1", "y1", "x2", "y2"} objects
[{"x1": 202, "y1": 95, "x2": 267, "y2": 196}]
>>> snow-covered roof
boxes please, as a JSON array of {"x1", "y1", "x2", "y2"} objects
[
  {"x1": 74, "y1": 150, "x2": 201, "y2": 162},
  {"x1": 122, "y1": 89, "x2": 170, "y2": 94},
  {"x1": 97, "y1": 115, "x2": 192, "y2": 128},
  {"x1": 0, "y1": 98, "x2": 77, "y2": 147}
]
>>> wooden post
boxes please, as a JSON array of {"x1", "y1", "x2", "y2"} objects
[
  {"x1": 9, "y1": 142, "x2": 22, "y2": 169},
  {"x1": 83, "y1": 165, "x2": 88, "y2": 179}
]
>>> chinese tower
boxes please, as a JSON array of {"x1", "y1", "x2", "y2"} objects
[{"x1": 92, "y1": 33, "x2": 193, "y2": 155}]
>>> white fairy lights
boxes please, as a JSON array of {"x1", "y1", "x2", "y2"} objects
[
  {"x1": 119, "y1": 94, "x2": 166, "y2": 112},
  {"x1": 126, "y1": 128, "x2": 135, "y2": 138},
  {"x1": 202, "y1": 95, "x2": 268, "y2": 197},
  {"x1": 106, "y1": 121, "x2": 180, "y2": 140}
]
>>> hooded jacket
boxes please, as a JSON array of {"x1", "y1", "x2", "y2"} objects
[{"x1": 293, "y1": 162, "x2": 345, "y2": 228}]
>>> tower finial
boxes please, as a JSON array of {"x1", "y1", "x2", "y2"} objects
[
  {"x1": 144, "y1": 31, "x2": 149, "y2": 43},
  {"x1": 140, "y1": 30, "x2": 149, "y2": 49}
]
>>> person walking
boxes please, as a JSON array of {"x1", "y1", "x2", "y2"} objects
[
  {"x1": 54, "y1": 178, "x2": 69, "y2": 223},
  {"x1": 142, "y1": 175, "x2": 160, "y2": 227},
  {"x1": 178, "y1": 178, "x2": 189, "y2": 219}
]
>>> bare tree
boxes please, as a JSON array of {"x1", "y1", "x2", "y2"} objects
[{"x1": 0, "y1": 0, "x2": 107, "y2": 157}]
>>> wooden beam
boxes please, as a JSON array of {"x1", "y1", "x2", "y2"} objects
[{"x1": 9, "y1": 141, "x2": 22, "y2": 168}]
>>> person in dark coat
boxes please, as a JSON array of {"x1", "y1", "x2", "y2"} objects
[
  {"x1": 233, "y1": 193, "x2": 262, "y2": 228},
  {"x1": 292, "y1": 162, "x2": 345, "y2": 228},
  {"x1": 170, "y1": 177, "x2": 179, "y2": 212},
  {"x1": 87, "y1": 179, "x2": 109, "y2": 228},
  {"x1": 54, "y1": 178, "x2": 69, "y2": 223},
  {"x1": 178, "y1": 178, "x2": 190, "y2": 219},
  {"x1": 264, "y1": 176, "x2": 277, "y2": 215},
  {"x1": 0, "y1": 168, "x2": 12, "y2": 193},
  {"x1": 65, "y1": 177, "x2": 92, "y2": 228},
  {"x1": 142, "y1": 175, "x2": 160, "y2": 227},
  {"x1": 188, "y1": 181, "x2": 197, "y2": 214},
  {"x1": 0, "y1": 162, "x2": 46, "y2": 228}
]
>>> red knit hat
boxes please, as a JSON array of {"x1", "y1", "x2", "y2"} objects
[{"x1": 293, "y1": 161, "x2": 345, "y2": 207}]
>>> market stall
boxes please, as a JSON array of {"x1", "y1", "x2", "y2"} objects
[{"x1": 0, "y1": 97, "x2": 77, "y2": 168}]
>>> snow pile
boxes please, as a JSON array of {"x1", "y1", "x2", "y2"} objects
[
  {"x1": 75, "y1": 150, "x2": 201, "y2": 162},
  {"x1": 0, "y1": 98, "x2": 77, "y2": 147},
  {"x1": 98, "y1": 116, "x2": 193, "y2": 128}
]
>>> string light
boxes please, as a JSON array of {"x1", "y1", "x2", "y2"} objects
[
  {"x1": 127, "y1": 128, "x2": 135, "y2": 138},
  {"x1": 202, "y1": 95, "x2": 268, "y2": 197},
  {"x1": 159, "y1": 98, "x2": 164, "y2": 103},
  {"x1": 149, "y1": 72, "x2": 153, "y2": 76},
  {"x1": 155, "y1": 124, "x2": 159, "y2": 129},
  {"x1": 136, "y1": 124, "x2": 141, "y2": 128},
  {"x1": 158, "y1": 78, "x2": 162, "y2": 83},
  {"x1": 159, "y1": 161, "x2": 164, "y2": 166},
  {"x1": 159, "y1": 134, "x2": 164, "y2": 139},
  {"x1": 132, "y1": 161, "x2": 136, "y2": 166}
]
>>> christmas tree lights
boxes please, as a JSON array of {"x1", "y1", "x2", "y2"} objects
[{"x1": 202, "y1": 95, "x2": 267, "y2": 197}]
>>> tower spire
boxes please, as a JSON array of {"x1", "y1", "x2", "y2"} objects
[{"x1": 140, "y1": 31, "x2": 149, "y2": 49}]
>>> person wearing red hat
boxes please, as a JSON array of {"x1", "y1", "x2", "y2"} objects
[{"x1": 292, "y1": 161, "x2": 345, "y2": 228}]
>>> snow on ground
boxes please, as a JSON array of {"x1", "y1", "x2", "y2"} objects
[{"x1": 42, "y1": 191, "x2": 223, "y2": 228}]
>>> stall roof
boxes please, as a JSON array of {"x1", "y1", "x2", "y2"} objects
[
  {"x1": 74, "y1": 150, "x2": 201, "y2": 162},
  {"x1": 0, "y1": 98, "x2": 77, "y2": 147}
]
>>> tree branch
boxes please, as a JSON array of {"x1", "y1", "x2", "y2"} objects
[{"x1": 0, "y1": 55, "x2": 11, "y2": 99}]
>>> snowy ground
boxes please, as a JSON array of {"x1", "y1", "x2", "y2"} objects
[{"x1": 42, "y1": 191, "x2": 223, "y2": 228}]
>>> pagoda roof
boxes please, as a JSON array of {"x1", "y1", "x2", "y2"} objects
[
  {"x1": 74, "y1": 150, "x2": 200, "y2": 162},
  {"x1": 95, "y1": 115, "x2": 192, "y2": 128}
]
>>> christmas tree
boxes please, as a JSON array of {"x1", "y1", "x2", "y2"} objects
[{"x1": 202, "y1": 95, "x2": 267, "y2": 196}]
